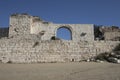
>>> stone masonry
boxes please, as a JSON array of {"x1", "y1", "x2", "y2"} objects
[
  {"x1": 100, "y1": 26, "x2": 120, "y2": 41},
  {"x1": 0, "y1": 13, "x2": 120, "y2": 63},
  {"x1": 9, "y1": 13, "x2": 94, "y2": 42}
]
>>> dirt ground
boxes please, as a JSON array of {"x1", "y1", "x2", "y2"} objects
[{"x1": 0, "y1": 62, "x2": 120, "y2": 80}]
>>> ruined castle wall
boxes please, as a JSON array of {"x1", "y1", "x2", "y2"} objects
[
  {"x1": 8, "y1": 14, "x2": 94, "y2": 41},
  {"x1": 0, "y1": 38, "x2": 119, "y2": 63},
  {"x1": 31, "y1": 21, "x2": 94, "y2": 41},
  {"x1": 104, "y1": 32, "x2": 120, "y2": 41},
  {"x1": 9, "y1": 14, "x2": 32, "y2": 37}
]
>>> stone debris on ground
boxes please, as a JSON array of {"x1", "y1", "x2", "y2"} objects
[{"x1": 93, "y1": 51, "x2": 120, "y2": 64}]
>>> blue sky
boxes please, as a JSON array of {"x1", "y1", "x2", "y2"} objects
[
  {"x1": 57, "y1": 27, "x2": 72, "y2": 40},
  {"x1": 0, "y1": 0, "x2": 120, "y2": 28}
]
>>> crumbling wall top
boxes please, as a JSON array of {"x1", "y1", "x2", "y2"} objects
[
  {"x1": 11, "y1": 13, "x2": 32, "y2": 18},
  {"x1": 100, "y1": 26, "x2": 120, "y2": 32}
]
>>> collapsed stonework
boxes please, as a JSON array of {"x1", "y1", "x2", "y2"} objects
[
  {"x1": 100, "y1": 26, "x2": 120, "y2": 41},
  {"x1": 9, "y1": 13, "x2": 94, "y2": 41},
  {"x1": 0, "y1": 13, "x2": 120, "y2": 63}
]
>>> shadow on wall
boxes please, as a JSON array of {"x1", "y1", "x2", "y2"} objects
[
  {"x1": 94, "y1": 25, "x2": 104, "y2": 40},
  {"x1": 51, "y1": 36, "x2": 61, "y2": 40},
  {"x1": 0, "y1": 27, "x2": 9, "y2": 38}
]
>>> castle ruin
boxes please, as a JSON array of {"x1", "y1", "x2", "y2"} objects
[{"x1": 0, "y1": 13, "x2": 120, "y2": 63}]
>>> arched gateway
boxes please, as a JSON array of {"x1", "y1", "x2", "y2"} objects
[{"x1": 56, "y1": 26, "x2": 72, "y2": 40}]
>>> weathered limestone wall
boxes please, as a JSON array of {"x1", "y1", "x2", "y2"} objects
[
  {"x1": 0, "y1": 38, "x2": 119, "y2": 63},
  {"x1": 9, "y1": 13, "x2": 94, "y2": 42},
  {"x1": 9, "y1": 14, "x2": 32, "y2": 37},
  {"x1": 32, "y1": 22, "x2": 94, "y2": 42},
  {"x1": 104, "y1": 32, "x2": 120, "y2": 41},
  {"x1": 100, "y1": 26, "x2": 120, "y2": 41},
  {"x1": 1, "y1": 13, "x2": 120, "y2": 63}
]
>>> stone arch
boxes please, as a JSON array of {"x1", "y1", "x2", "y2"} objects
[{"x1": 55, "y1": 26, "x2": 72, "y2": 40}]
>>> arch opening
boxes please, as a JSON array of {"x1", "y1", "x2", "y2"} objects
[{"x1": 56, "y1": 27, "x2": 72, "y2": 40}]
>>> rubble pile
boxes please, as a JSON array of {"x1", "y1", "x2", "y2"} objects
[{"x1": 94, "y1": 44, "x2": 120, "y2": 63}]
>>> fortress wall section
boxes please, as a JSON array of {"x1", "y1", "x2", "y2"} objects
[
  {"x1": 104, "y1": 32, "x2": 120, "y2": 41},
  {"x1": 0, "y1": 39, "x2": 119, "y2": 63},
  {"x1": 31, "y1": 22, "x2": 94, "y2": 41},
  {"x1": 8, "y1": 14, "x2": 94, "y2": 42},
  {"x1": 9, "y1": 14, "x2": 32, "y2": 37}
]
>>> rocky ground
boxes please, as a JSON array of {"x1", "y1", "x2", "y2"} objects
[{"x1": 0, "y1": 62, "x2": 120, "y2": 80}]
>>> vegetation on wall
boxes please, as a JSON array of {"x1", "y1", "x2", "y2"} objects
[{"x1": 94, "y1": 25, "x2": 104, "y2": 40}]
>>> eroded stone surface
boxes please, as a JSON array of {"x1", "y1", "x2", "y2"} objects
[{"x1": 0, "y1": 13, "x2": 120, "y2": 63}]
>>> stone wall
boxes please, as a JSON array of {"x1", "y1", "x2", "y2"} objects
[
  {"x1": 0, "y1": 38, "x2": 119, "y2": 63},
  {"x1": 0, "y1": 13, "x2": 120, "y2": 63},
  {"x1": 9, "y1": 13, "x2": 94, "y2": 42},
  {"x1": 9, "y1": 14, "x2": 32, "y2": 37},
  {"x1": 32, "y1": 23, "x2": 94, "y2": 42},
  {"x1": 100, "y1": 26, "x2": 120, "y2": 41},
  {"x1": 104, "y1": 32, "x2": 120, "y2": 41}
]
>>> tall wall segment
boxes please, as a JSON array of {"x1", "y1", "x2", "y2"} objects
[{"x1": 9, "y1": 14, "x2": 94, "y2": 42}]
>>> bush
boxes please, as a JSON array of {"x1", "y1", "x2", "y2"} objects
[{"x1": 95, "y1": 52, "x2": 110, "y2": 61}]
